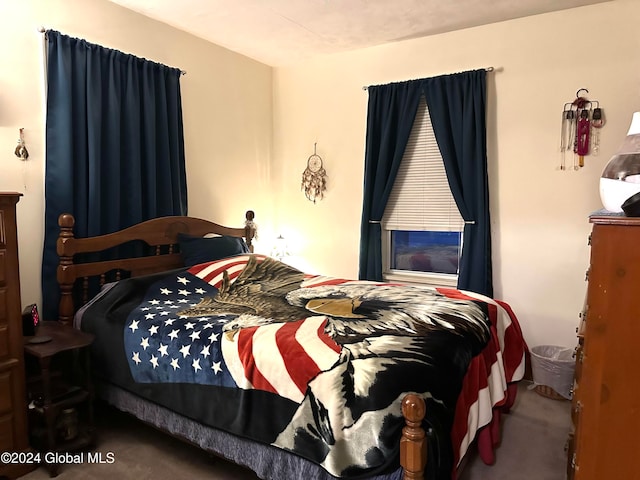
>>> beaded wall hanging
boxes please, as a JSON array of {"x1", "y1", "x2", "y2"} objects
[{"x1": 560, "y1": 88, "x2": 605, "y2": 170}]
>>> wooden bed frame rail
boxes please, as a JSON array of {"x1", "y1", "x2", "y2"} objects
[{"x1": 54, "y1": 210, "x2": 428, "y2": 479}]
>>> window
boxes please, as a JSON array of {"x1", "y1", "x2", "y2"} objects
[{"x1": 382, "y1": 96, "x2": 464, "y2": 286}]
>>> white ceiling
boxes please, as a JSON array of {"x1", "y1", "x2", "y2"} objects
[{"x1": 107, "y1": 0, "x2": 610, "y2": 67}]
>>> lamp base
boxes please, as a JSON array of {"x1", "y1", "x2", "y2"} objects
[{"x1": 599, "y1": 177, "x2": 640, "y2": 213}]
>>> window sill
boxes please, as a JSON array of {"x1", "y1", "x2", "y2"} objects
[{"x1": 383, "y1": 271, "x2": 458, "y2": 288}]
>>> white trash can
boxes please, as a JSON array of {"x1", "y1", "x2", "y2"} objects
[{"x1": 530, "y1": 345, "x2": 575, "y2": 400}]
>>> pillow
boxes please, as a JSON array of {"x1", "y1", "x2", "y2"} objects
[{"x1": 177, "y1": 233, "x2": 250, "y2": 267}]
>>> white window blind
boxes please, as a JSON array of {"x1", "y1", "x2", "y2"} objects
[{"x1": 383, "y1": 96, "x2": 464, "y2": 232}]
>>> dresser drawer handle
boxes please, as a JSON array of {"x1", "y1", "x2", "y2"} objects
[{"x1": 578, "y1": 309, "x2": 587, "y2": 321}]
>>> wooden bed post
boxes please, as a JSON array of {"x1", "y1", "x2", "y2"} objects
[
  {"x1": 245, "y1": 210, "x2": 256, "y2": 252},
  {"x1": 56, "y1": 213, "x2": 76, "y2": 325},
  {"x1": 400, "y1": 393, "x2": 427, "y2": 480}
]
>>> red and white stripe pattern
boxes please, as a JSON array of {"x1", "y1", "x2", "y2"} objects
[
  {"x1": 301, "y1": 275, "x2": 368, "y2": 288},
  {"x1": 189, "y1": 256, "x2": 526, "y2": 472},
  {"x1": 221, "y1": 315, "x2": 342, "y2": 403},
  {"x1": 301, "y1": 275, "x2": 403, "y2": 289},
  {"x1": 190, "y1": 256, "x2": 344, "y2": 403},
  {"x1": 189, "y1": 255, "x2": 386, "y2": 291},
  {"x1": 437, "y1": 288, "x2": 527, "y2": 478},
  {"x1": 188, "y1": 254, "x2": 267, "y2": 288}
]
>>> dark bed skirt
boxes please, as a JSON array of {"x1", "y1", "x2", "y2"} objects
[{"x1": 96, "y1": 381, "x2": 404, "y2": 480}]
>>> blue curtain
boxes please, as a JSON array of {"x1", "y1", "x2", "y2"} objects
[
  {"x1": 41, "y1": 31, "x2": 188, "y2": 320},
  {"x1": 422, "y1": 70, "x2": 492, "y2": 297},
  {"x1": 358, "y1": 81, "x2": 422, "y2": 280},
  {"x1": 358, "y1": 70, "x2": 492, "y2": 296}
]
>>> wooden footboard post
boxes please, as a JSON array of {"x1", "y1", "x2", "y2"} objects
[
  {"x1": 400, "y1": 393, "x2": 427, "y2": 480},
  {"x1": 56, "y1": 213, "x2": 76, "y2": 325}
]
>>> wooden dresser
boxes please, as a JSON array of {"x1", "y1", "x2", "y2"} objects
[
  {"x1": 568, "y1": 215, "x2": 640, "y2": 480},
  {"x1": 0, "y1": 193, "x2": 33, "y2": 479}
]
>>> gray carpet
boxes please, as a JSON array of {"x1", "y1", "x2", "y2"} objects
[
  {"x1": 458, "y1": 381, "x2": 572, "y2": 480},
  {"x1": 19, "y1": 381, "x2": 570, "y2": 480}
]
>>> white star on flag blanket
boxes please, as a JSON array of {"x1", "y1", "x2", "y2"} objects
[
  {"x1": 123, "y1": 255, "x2": 344, "y2": 403},
  {"x1": 124, "y1": 271, "x2": 238, "y2": 387}
]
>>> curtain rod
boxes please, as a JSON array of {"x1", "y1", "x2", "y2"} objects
[
  {"x1": 362, "y1": 66, "x2": 496, "y2": 91},
  {"x1": 37, "y1": 26, "x2": 187, "y2": 75}
]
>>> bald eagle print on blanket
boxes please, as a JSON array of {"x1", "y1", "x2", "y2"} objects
[{"x1": 83, "y1": 254, "x2": 500, "y2": 479}]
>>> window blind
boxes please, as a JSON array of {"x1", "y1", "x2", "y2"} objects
[{"x1": 383, "y1": 97, "x2": 464, "y2": 232}]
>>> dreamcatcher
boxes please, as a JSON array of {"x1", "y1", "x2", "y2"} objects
[{"x1": 301, "y1": 143, "x2": 327, "y2": 203}]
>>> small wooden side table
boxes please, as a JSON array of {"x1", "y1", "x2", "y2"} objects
[{"x1": 23, "y1": 322, "x2": 96, "y2": 477}]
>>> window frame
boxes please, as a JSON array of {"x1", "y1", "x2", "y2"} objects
[
  {"x1": 381, "y1": 96, "x2": 464, "y2": 288},
  {"x1": 381, "y1": 229, "x2": 461, "y2": 287}
]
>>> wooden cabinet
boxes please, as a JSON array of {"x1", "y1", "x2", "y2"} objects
[
  {"x1": 568, "y1": 215, "x2": 640, "y2": 480},
  {"x1": 0, "y1": 192, "x2": 34, "y2": 479}
]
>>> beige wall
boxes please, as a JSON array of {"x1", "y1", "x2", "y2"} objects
[
  {"x1": 0, "y1": 0, "x2": 273, "y2": 314},
  {"x1": 271, "y1": 0, "x2": 640, "y2": 349},
  {"x1": 2, "y1": 0, "x2": 638, "y2": 351}
]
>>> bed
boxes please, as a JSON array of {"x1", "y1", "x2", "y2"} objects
[{"x1": 55, "y1": 210, "x2": 527, "y2": 480}]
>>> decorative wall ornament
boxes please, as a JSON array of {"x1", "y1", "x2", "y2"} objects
[
  {"x1": 559, "y1": 88, "x2": 605, "y2": 170},
  {"x1": 301, "y1": 143, "x2": 327, "y2": 203}
]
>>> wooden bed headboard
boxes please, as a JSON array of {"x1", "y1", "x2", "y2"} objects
[{"x1": 56, "y1": 211, "x2": 256, "y2": 325}]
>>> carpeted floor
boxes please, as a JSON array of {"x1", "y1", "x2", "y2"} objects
[
  {"x1": 458, "y1": 381, "x2": 572, "y2": 480},
  {"x1": 19, "y1": 381, "x2": 571, "y2": 480}
]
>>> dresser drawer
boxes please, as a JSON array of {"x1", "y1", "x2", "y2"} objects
[
  {"x1": 0, "y1": 325, "x2": 8, "y2": 360},
  {"x1": 0, "y1": 370, "x2": 14, "y2": 415},
  {"x1": 566, "y1": 432, "x2": 576, "y2": 480},
  {"x1": 0, "y1": 285, "x2": 8, "y2": 360},
  {"x1": 0, "y1": 413, "x2": 15, "y2": 452},
  {"x1": 0, "y1": 249, "x2": 6, "y2": 285},
  {"x1": 0, "y1": 209, "x2": 5, "y2": 247},
  {"x1": 0, "y1": 285, "x2": 6, "y2": 324},
  {"x1": 571, "y1": 395, "x2": 582, "y2": 427},
  {"x1": 574, "y1": 344, "x2": 583, "y2": 384}
]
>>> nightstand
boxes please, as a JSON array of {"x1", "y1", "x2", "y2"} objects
[{"x1": 23, "y1": 322, "x2": 96, "y2": 477}]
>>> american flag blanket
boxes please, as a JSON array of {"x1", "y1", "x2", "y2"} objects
[{"x1": 78, "y1": 254, "x2": 526, "y2": 480}]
